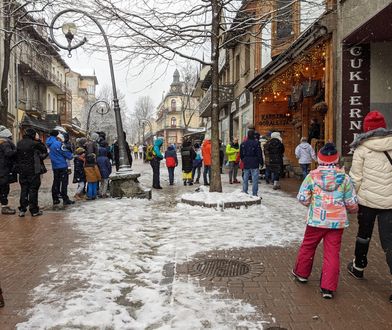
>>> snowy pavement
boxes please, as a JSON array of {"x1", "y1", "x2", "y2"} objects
[{"x1": 16, "y1": 161, "x2": 308, "y2": 329}]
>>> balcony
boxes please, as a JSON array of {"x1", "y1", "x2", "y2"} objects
[
  {"x1": 19, "y1": 99, "x2": 43, "y2": 113},
  {"x1": 19, "y1": 58, "x2": 68, "y2": 94},
  {"x1": 198, "y1": 85, "x2": 234, "y2": 117}
]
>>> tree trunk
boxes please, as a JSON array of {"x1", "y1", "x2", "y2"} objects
[
  {"x1": 0, "y1": 18, "x2": 11, "y2": 127},
  {"x1": 209, "y1": 0, "x2": 222, "y2": 192}
]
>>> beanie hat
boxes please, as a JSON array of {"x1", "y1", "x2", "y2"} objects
[
  {"x1": 271, "y1": 132, "x2": 282, "y2": 141},
  {"x1": 25, "y1": 128, "x2": 37, "y2": 138},
  {"x1": 317, "y1": 143, "x2": 339, "y2": 165},
  {"x1": 363, "y1": 111, "x2": 386, "y2": 132},
  {"x1": 75, "y1": 147, "x2": 85, "y2": 155},
  {"x1": 0, "y1": 125, "x2": 12, "y2": 138}
]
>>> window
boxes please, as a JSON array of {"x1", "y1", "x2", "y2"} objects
[
  {"x1": 276, "y1": 0, "x2": 293, "y2": 43},
  {"x1": 235, "y1": 54, "x2": 240, "y2": 82},
  {"x1": 171, "y1": 117, "x2": 177, "y2": 127},
  {"x1": 53, "y1": 97, "x2": 56, "y2": 113},
  {"x1": 244, "y1": 42, "x2": 250, "y2": 74},
  {"x1": 48, "y1": 94, "x2": 51, "y2": 111},
  {"x1": 171, "y1": 99, "x2": 176, "y2": 111}
]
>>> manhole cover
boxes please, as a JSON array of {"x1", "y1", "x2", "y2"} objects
[{"x1": 193, "y1": 259, "x2": 250, "y2": 277}]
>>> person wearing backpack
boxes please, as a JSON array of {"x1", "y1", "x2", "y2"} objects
[
  {"x1": 150, "y1": 137, "x2": 164, "y2": 189},
  {"x1": 181, "y1": 140, "x2": 196, "y2": 186},
  {"x1": 192, "y1": 143, "x2": 203, "y2": 184},
  {"x1": 345, "y1": 111, "x2": 392, "y2": 303},
  {"x1": 165, "y1": 144, "x2": 178, "y2": 185}
]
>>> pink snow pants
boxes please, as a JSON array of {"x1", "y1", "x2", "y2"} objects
[{"x1": 294, "y1": 225, "x2": 344, "y2": 291}]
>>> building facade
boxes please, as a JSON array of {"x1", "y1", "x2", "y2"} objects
[{"x1": 155, "y1": 69, "x2": 201, "y2": 149}]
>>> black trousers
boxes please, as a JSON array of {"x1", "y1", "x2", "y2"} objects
[
  {"x1": 354, "y1": 204, "x2": 392, "y2": 274},
  {"x1": 150, "y1": 158, "x2": 161, "y2": 188},
  {"x1": 0, "y1": 182, "x2": 10, "y2": 205},
  {"x1": 19, "y1": 174, "x2": 41, "y2": 214},
  {"x1": 52, "y1": 168, "x2": 69, "y2": 203}
]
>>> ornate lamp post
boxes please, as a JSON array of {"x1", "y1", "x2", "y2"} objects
[
  {"x1": 50, "y1": 9, "x2": 151, "y2": 199},
  {"x1": 50, "y1": 9, "x2": 130, "y2": 172},
  {"x1": 86, "y1": 100, "x2": 110, "y2": 136}
]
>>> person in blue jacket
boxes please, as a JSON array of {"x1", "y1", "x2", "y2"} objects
[
  {"x1": 151, "y1": 137, "x2": 164, "y2": 189},
  {"x1": 46, "y1": 130, "x2": 74, "y2": 207}
]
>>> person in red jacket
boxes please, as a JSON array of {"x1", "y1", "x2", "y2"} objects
[
  {"x1": 164, "y1": 144, "x2": 178, "y2": 185},
  {"x1": 201, "y1": 136, "x2": 212, "y2": 186}
]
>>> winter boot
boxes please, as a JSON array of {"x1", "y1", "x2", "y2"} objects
[
  {"x1": 0, "y1": 287, "x2": 4, "y2": 307},
  {"x1": 31, "y1": 210, "x2": 43, "y2": 217},
  {"x1": 63, "y1": 199, "x2": 75, "y2": 206},
  {"x1": 320, "y1": 288, "x2": 333, "y2": 299},
  {"x1": 291, "y1": 269, "x2": 308, "y2": 283},
  {"x1": 347, "y1": 259, "x2": 364, "y2": 279},
  {"x1": 183, "y1": 180, "x2": 187, "y2": 186},
  {"x1": 273, "y1": 181, "x2": 280, "y2": 190},
  {"x1": 1, "y1": 206, "x2": 16, "y2": 215}
]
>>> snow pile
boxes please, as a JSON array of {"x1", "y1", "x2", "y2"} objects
[
  {"x1": 181, "y1": 186, "x2": 259, "y2": 205},
  {"x1": 17, "y1": 188, "x2": 306, "y2": 329}
]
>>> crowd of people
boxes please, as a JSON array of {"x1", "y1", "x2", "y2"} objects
[{"x1": 1, "y1": 111, "x2": 391, "y2": 307}]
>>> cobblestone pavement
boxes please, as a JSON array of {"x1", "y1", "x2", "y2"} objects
[{"x1": 1, "y1": 159, "x2": 391, "y2": 329}]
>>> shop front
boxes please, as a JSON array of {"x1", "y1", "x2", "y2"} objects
[
  {"x1": 248, "y1": 29, "x2": 333, "y2": 169},
  {"x1": 338, "y1": 1, "x2": 392, "y2": 158}
]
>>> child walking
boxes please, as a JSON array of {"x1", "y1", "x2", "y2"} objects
[
  {"x1": 97, "y1": 146, "x2": 112, "y2": 198},
  {"x1": 165, "y1": 145, "x2": 178, "y2": 185},
  {"x1": 292, "y1": 143, "x2": 358, "y2": 299},
  {"x1": 84, "y1": 154, "x2": 101, "y2": 200},
  {"x1": 192, "y1": 143, "x2": 203, "y2": 184},
  {"x1": 73, "y1": 147, "x2": 86, "y2": 200},
  {"x1": 180, "y1": 140, "x2": 196, "y2": 186}
]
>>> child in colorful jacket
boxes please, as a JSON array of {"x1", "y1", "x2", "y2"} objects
[{"x1": 292, "y1": 143, "x2": 358, "y2": 299}]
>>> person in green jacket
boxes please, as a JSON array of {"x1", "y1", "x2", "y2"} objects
[{"x1": 226, "y1": 138, "x2": 240, "y2": 184}]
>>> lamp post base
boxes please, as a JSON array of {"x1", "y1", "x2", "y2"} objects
[{"x1": 109, "y1": 171, "x2": 151, "y2": 199}]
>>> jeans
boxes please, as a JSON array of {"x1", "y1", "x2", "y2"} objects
[
  {"x1": 52, "y1": 168, "x2": 70, "y2": 203},
  {"x1": 228, "y1": 161, "x2": 239, "y2": 183},
  {"x1": 0, "y1": 183, "x2": 10, "y2": 205},
  {"x1": 150, "y1": 158, "x2": 161, "y2": 188},
  {"x1": 300, "y1": 163, "x2": 310, "y2": 179},
  {"x1": 294, "y1": 225, "x2": 344, "y2": 291},
  {"x1": 243, "y1": 168, "x2": 259, "y2": 196},
  {"x1": 353, "y1": 204, "x2": 392, "y2": 274},
  {"x1": 203, "y1": 165, "x2": 211, "y2": 185},
  {"x1": 19, "y1": 174, "x2": 41, "y2": 214},
  {"x1": 167, "y1": 167, "x2": 175, "y2": 185},
  {"x1": 192, "y1": 166, "x2": 201, "y2": 182},
  {"x1": 87, "y1": 182, "x2": 98, "y2": 199}
]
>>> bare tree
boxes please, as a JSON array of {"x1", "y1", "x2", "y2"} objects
[
  {"x1": 85, "y1": 84, "x2": 129, "y2": 144},
  {"x1": 131, "y1": 95, "x2": 155, "y2": 143},
  {"x1": 179, "y1": 62, "x2": 198, "y2": 129}
]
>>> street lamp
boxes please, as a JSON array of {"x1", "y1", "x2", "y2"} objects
[
  {"x1": 86, "y1": 100, "x2": 110, "y2": 136},
  {"x1": 138, "y1": 118, "x2": 153, "y2": 144},
  {"x1": 49, "y1": 9, "x2": 131, "y2": 172}
]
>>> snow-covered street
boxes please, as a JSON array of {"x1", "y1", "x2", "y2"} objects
[
  {"x1": 16, "y1": 163, "x2": 307, "y2": 329},
  {"x1": 1, "y1": 161, "x2": 391, "y2": 330}
]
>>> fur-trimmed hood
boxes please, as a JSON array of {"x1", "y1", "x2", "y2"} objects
[{"x1": 350, "y1": 128, "x2": 392, "y2": 151}]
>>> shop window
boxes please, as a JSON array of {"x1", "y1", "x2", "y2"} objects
[
  {"x1": 171, "y1": 99, "x2": 176, "y2": 111},
  {"x1": 171, "y1": 117, "x2": 177, "y2": 127}
]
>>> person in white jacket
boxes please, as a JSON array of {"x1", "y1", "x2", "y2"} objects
[
  {"x1": 346, "y1": 111, "x2": 392, "y2": 303},
  {"x1": 295, "y1": 137, "x2": 317, "y2": 179}
]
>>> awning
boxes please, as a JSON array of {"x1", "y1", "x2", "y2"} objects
[
  {"x1": 343, "y1": 3, "x2": 392, "y2": 44},
  {"x1": 20, "y1": 114, "x2": 58, "y2": 133}
]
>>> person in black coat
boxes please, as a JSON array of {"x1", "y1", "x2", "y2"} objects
[
  {"x1": 16, "y1": 128, "x2": 48, "y2": 217},
  {"x1": 181, "y1": 140, "x2": 196, "y2": 186},
  {"x1": 240, "y1": 129, "x2": 263, "y2": 196},
  {"x1": 264, "y1": 131, "x2": 285, "y2": 190},
  {"x1": 73, "y1": 147, "x2": 86, "y2": 200},
  {"x1": 113, "y1": 131, "x2": 133, "y2": 171},
  {"x1": 0, "y1": 126, "x2": 17, "y2": 214}
]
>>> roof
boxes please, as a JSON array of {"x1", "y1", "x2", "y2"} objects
[
  {"x1": 20, "y1": 114, "x2": 59, "y2": 132},
  {"x1": 247, "y1": 15, "x2": 330, "y2": 92}
]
